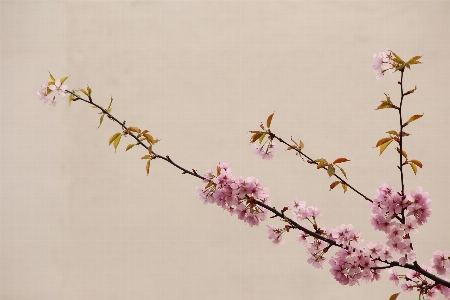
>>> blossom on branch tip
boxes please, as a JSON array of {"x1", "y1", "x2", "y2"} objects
[
  {"x1": 49, "y1": 79, "x2": 68, "y2": 97},
  {"x1": 372, "y1": 48, "x2": 395, "y2": 80}
]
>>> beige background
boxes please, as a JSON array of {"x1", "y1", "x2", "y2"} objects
[{"x1": 1, "y1": 1, "x2": 450, "y2": 299}]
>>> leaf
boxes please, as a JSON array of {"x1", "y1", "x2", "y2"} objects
[
  {"x1": 333, "y1": 158, "x2": 350, "y2": 164},
  {"x1": 410, "y1": 159, "x2": 423, "y2": 168},
  {"x1": 409, "y1": 162, "x2": 418, "y2": 175},
  {"x1": 128, "y1": 127, "x2": 141, "y2": 133},
  {"x1": 330, "y1": 181, "x2": 340, "y2": 190},
  {"x1": 143, "y1": 133, "x2": 160, "y2": 144},
  {"x1": 389, "y1": 292, "x2": 401, "y2": 300},
  {"x1": 87, "y1": 86, "x2": 92, "y2": 95},
  {"x1": 386, "y1": 130, "x2": 399, "y2": 137},
  {"x1": 141, "y1": 155, "x2": 151, "y2": 159},
  {"x1": 391, "y1": 51, "x2": 405, "y2": 65},
  {"x1": 376, "y1": 102, "x2": 392, "y2": 110},
  {"x1": 107, "y1": 96, "x2": 113, "y2": 110},
  {"x1": 146, "y1": 159, "x2": 151, "y2": 175},
  {"x1": 299, "y1": 140, "x2": 304, "y2": 150},
  {"x1": 80, "y1": 89, "x2": 88, "y2": 96},
  {"x1": 126, "y1": 144, "x2": 135, "y2": 151},
  {"x1": 315, "y1": 158, "x2": 328, "y2": 164},
  {"x1": 286, "y1": 145, "x2": 296, "y2": 151},
  {"x1": 327, "y1": 165, "x2": 335, "y2": 177},
  {"x1": 407, "y1": 56, "x2": 422, "y2": 65},
  {"x1": 401, "y1": 131, "x2": 410, "y2": 137},
  {"x1": 258, "y1": 132, "x2": 266, "y2": 144},
  {"x1": 336, "y1": 165, "x2": 348, "y2": 179},
  {"x1": 148, "y1": 144, "x2": 153, "y2": 154},
  {"x1": 317, "y1": 162, "x2": 328, "y2": 169},
  {"x1": 376, "y1": 137, "x2": 393, "y2": 147},
  {"x1": 109, "y1": 132, "x2": 121, "y2": 145},
  {"x1": 342, "y1": 183, "x2": 348, "y2": 193},
  {"x1": 395, "y1": 147, "x2": 407, "y2": 159},
  {"x1": 404, "y1": 114, "x2": 424, "y2": 126},
  {"x1": 380, "y1": 139, "x2": 393, "y2": 155},
  {"x1": 266, "y1": 112, "x2": 274, "y2": 128},
  {"x1": 98, "y1": 115, "x2": 104, "y2": 128},
  {"x1": 60, "y1": 76, "x2": 70, "y2": 84},
  {"x1": 204, "y1": 181, "x2": 214, "y2": 189},
  {"x1": 250, "y1": 132, "x2": 263, "y2": 143},
  {"x1": 113, "y1": 133, "x2": 122, "y2": 152},
  {"x1": 68, "y1": 94, "x2": 73, "y2": 106},
  {"x1": 48, "y1": 72, "x2": 55, "y2": 81}
]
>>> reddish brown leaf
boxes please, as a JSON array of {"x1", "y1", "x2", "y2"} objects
[{"x1": 333, "y1": 158, "x2": 350, "y2": 164}]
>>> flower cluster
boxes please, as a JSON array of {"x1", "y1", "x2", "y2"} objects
[
  {"x1": 372, "y1": 48, "x2": 395, "y2": 80},
  {"x1": 37, "y1": 73, "x2": 69, "y2": 106},
  {"x1": 369, "y1": 184, "x2": 431, "y2": 265},
  {"x1": 196, "y1": 163, "x2": 270, "y2": 227},
  {"x1": 252, "y1": 141, "x2": 279, "y2": 160},
  {"x1": 431, "y1": 250, "x2": 450, "y2": 276}
]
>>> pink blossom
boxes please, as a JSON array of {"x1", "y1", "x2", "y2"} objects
[
  {"x1": 388, "y1": 269, "x2": 400, "y2": 286},
  {"x1": 49, "y1": 79, "x2": 68, "y2": 97},
  {"x1": 252, "y1": 141, "x2": 279, "y2": 160},
  {"x1": 267, "y1": 225, "x2": 286, "y2": 245},
  {"x1": 372, "y1": 48, "x2": 395, "y2": 80},
  {"x1": 431, "y1": 250, "x2": 450, "y2": 275}
]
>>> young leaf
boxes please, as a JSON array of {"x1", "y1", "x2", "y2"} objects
[
  {"x1": 409, "y1": 162, "x2": 418, "y2": 175},
  {"x1": 407, "y1": 56, "x2": 422, "y2": 65},
  {"x1": 48, "y1": 72, "x2": 55, "y2": 81},
  {"x1": 60, "y1": 75, "x2": 70, "y2": 84},
  {"x1": 379, "y1": 139, "x2": 393, "y2": 155},
  {"x1": 376, "y1": 137, "x2": 393, "y2": 147},
  {"x1": 299, "y1": 140, "x2": 304, "y2": 150},
  {"x1": 258, "y1": 132, "x2": 267, "y2": 144},
  {"x1": 146, "y1": 159, "x2": 151, "y2": 175},
  {"x1": 386, "y1": 130, "x2": 399, "y2": 137},
  {"x1": 389, "y1": 292, "x2": 401, "y2": 300},
  {"x1": 317, "y1": 161, "x2": 328, "y2": 169},
  {"x1": 404, "y1": 114, "x2": 424, "y2": 126},
  {"x1": 333, "y1": 158, "x2": 350, "y2": 164},
  {"x1": 80, "y1": 89, "x2": 89, "y2": 96},
  {"x1": 87, "y1": 86, "x2": 92, "y2": 96},
  {"x1": 336, "y1": 165, "x2": 348, "y2": 179},
  {"x1": 148, "y1": 144, "x2": 153, "y2": 154},
  {"x1": 314, "y1": 158, "x2": 328, "y2": 164},
  {"x1": 128, "y1": 127, "x2": 141, "y2": 133},
  {"x1": 113, "y1": 133, "x2": 122, "y2": 152},
  {"x1": 98, "y1": 115, "x2": 105, "y2": 128},
  {"x1": 342, "y1": 183, "x2": 348, "y2": 193},
  {"x1": 250, "y1": 132, "x2": 263, "y2": 143},
  {"x1": 109, "y1": 132, "x2": 121, "y2": 145},
  {"x1": 410, "y1": 159, "x2": 423, "y2": 168},
  {"x1": 143, "y1": 133, "x2": 160, "y2": 144},
  {"x1": 266, "y1": 112, "x2": 274, "y2": 128},
  {"x1": 327, "y1": 165, "x2": 335, "y2": 177},
  {"x1": 141, "y1": 155, "x2": 151, "y2": 159},
  {"x1": 395, "y1": 147, "x2": 407, "y2": 159},
  {"x1": 68, "y1": 94, "x2": 73, "y2": 106},
  {"x1": 126, "y1": 144, "x2": 135, "y2": 151},
  {"x1": 330, "y1": 181, "x2": 340, "y2": 191}
]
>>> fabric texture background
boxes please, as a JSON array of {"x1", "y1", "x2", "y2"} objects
[{"x1": 1, "y1": 1, "x2": 450, "y2": 299}]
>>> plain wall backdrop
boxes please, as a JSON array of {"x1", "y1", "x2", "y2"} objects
[{"x1": 1, "y1": 1, "x2": 450, "y2": 299}]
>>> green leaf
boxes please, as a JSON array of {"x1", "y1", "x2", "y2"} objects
[
  {"x1": 407, "y1": 55, "x2": 422, "y2": 65},
  {"x1": 327, "y1": 166, "x2": 335, "y2": 177},
  {"x1": 109, "y1": 132, "x2": 121, "y2": 145},
  {"x1": 143, "y1": 133, "x2": 160, "y2": 144},
  {"x1": 386, "y1": 130, "x2": 399, "y2": 137},
  {"x1": 68, "y1": 94, "x2": 73, "y2": 106},
  {"x1": 81, "y1": 89, "x2": 89, "y2": 96},
  {"x1": 113, "y1": 133, "x2": 122, "y2": 152},
  {"x1": 409, "y1": 162, "x2": 418, "y2": 175},
  {"x1": 266, "y1": 112, "x2": 274, "y2": 128},
  {"x1": 329, "y1": 181, "x2": 340, "y2": 191},
  {"x1": 317, "y1": 161, "x2": 328, "y2": 169},
  {"x1": 48, "y1": 72, "x2": 55, "y2": 81},
  {"x1": 128, "y1": 127, "x2": 140, "y2": 133},
  {"x1": 60, "y1": 75, "x2": 70, "y2": 84},
  {"x1": 141, "y1": 155, "x2": 151, "y2": 159},
  {"x1": 126, "y1": 144, "x2": 135, "y2": 151},
  {"x1": 98, "y1": 115, "x2": 104, "y2": 128},
  {"x1": 258, "y1": 132, "x2": 266, "y2": 144},
  {"x1": 380, "y1": 139, "x2": 393, "y2": 155},
  {"x1": 395, "y1": 147, "x2": 407, "y2": 159}
]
